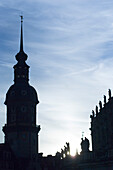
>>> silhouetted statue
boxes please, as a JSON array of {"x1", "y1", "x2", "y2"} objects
[
  {"x1": 64, "y1": 146, "x2": 67, "y2": 157},
  {"x1": 96, "y1": 105, "x2": 98, "y2": 115},
  {"x1": 104, "y1": 95, "x2": 106, "y2": 104},
  {"x1": 99, "y1": 101, "x2": 102, "y2": 110},
  {"x1": 81, "y1": 137, "x2": 90, "y2": 152},
  {"x1": 108, "y1": 89, "x2": 111, "y2": 99},
  {"x1": 66, "y1": 142, "x2": 70, "y2": 155},
  {"x1": 92, "y1": 110, "x2": 95, "y2": 117},
  {"x1": 61, "y1": 149, "x2": 64, "y2": 159}
]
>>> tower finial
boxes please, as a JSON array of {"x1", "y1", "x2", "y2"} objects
[
  {"x1": 82, "y1": 132, "x2": 84, "y2": 140},
  {"x1": 20, "y1": 15, "x2": 23, "y2": 52}
]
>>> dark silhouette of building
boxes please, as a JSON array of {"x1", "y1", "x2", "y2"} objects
[
  {"x1": 0, "y1": 17, "x2": 113, "y2": 170},
  {"x1": 3, "y1": 16, "x2": 40, "y2": 159},
  {"x1": 90, "y1": 89, "x2": 113, "y2": 155},
  {"x1": 1, "y1": 16, "x2": 41, "y2": 170}
]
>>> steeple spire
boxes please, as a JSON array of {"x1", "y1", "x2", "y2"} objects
[
  {"x1": 20, "y1": 15, "x2": 23, "y2": 52},
  {"x1": 15, "y1": 15, "x2": 27, "y2": 62},
  {"x1": 14, "y1": 16, "x2": 29, "y2": 83}
]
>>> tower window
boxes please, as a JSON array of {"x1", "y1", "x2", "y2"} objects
[
  {"x1": 11, "y1": 115, "x2": 16, "y2": 122},
  {"x1": 10, "y1": 91, "x2": 15, "y2": 96},
  {"x1": 32, "y1": 116, "x2": 35, "y2": 123},
  {"x1": 10, "y1": 106, "x2": 16, "y2": 113},
  {"x1": 21, "y1": 106, "x2": 27, "y2": 112},
  {"x1": 22, "y1": 134, "x2": 27, "y2": 140},
  {"x1": 33, "y1": 139, "x2": 35, "y2": 145}
]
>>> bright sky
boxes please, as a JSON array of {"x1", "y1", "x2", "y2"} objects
[{"x1": 0, "y1": 0, "x2": 113, "y2": 156}]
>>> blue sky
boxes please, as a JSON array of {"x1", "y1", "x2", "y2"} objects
[{"x1": 0, "y1": 0, "x2": 113, "y2": 156}]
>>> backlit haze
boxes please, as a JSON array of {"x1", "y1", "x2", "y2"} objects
[{"x1": 1, "y1": 0, "x2": 113, "y2": 156}]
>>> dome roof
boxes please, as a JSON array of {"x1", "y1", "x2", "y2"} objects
[{"x1": 5, "y1": 83, "x2": 39, "y2": 105}]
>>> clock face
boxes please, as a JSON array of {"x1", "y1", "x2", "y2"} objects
[
  {"x1": 21, "y1": 90, "x2": 27, "y2": 96},
  {"x1": 21, "y1": 106, "x2": 27, "y2": 112},
  {"x1": 10, "y1": 91, "x2": 15, "y2": 96}
]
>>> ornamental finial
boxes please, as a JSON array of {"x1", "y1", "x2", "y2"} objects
[{"x1": 20, "y1": 15, "x2": 23, "y2": 23}]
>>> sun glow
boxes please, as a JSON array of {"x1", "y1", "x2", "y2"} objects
[{"x1": 70, "y1": 141, "x2": 81, "y2": 157}]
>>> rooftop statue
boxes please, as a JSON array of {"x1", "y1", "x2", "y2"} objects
[
  {"x1": 81, "y1": 137, "x2": 90, "y2": 153},
  {"x1": 99, "y1": 101, "x2": 102, "y2": 110},
  {"x1": 108, "y1": 89, "x2": 111, "y2": 99},
  {"x1": 104, "y1": 95, "x2": 106, "y2": 105}
]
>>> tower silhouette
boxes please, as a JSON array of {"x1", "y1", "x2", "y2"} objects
[{"x1": 2, "y1": 16, "x2": 40, "y2": 158}]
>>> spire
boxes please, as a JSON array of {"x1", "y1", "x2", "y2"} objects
[
  {"x1": 14, "y1": 16, "x2": 29, "y2": 83},
  {"x1": 15, "y1": 15, "x2": 28, "y2": 62},
  {"x1": 20, "y1": 15, "x2": 23, "y2": 52}
]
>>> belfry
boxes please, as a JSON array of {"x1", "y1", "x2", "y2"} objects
[{"x1": 2, "y1": 16, "x2": 41, "y2": 158}]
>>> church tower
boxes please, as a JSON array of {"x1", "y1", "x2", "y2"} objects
[{"x1": 2, "y1": 16, "x2": 40, "y2": 158}]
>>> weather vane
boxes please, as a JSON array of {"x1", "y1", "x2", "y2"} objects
[
  {"x1": 20, "y1": 15, "x2": 23, "y2": 23},
  {"x1": 82, "y1": 132, "x2": 84, "y2": 139}
]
